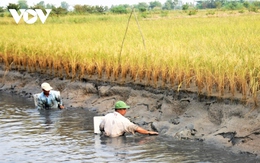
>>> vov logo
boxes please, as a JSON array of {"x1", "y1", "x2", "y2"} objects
[{"x1": 9, "y1": 9, "x2": 52, "y2": 24}]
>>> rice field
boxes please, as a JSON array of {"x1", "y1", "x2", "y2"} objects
[{"x1": 0, "y1": 10, "x2": 260, "y2": 106}]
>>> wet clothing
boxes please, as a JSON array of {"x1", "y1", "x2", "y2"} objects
[
  {"x1": 37, "y1": 90, "x2": 63, "y2": 110},
  {"x1": 99, "y1": 111, "x2": 138, "y2": 137}
]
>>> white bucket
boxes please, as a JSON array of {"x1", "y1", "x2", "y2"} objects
[
  {"x1": 33, "y1": 93, "x2": 41, "y2": 106},
  {"x1": 93, "y1": 116, "x2": 105, "y2": 134}
]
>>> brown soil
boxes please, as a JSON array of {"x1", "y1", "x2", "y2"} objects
[{"x1": 0, "y1": 65, "x2": 259, "y2": 159}]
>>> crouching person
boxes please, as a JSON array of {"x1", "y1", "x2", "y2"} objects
[
  {"x1": 99, "y1": 101, "x2": 158, "y2": 137},
  {"x1": 37, "y1": 82, "x2": 65, "y2": 110}
]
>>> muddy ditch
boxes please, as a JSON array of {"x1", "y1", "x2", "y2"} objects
[{"x1": 0, "y1": 66, "x2": 259, "y2": 158}]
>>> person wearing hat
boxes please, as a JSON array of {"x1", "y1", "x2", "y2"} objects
[
  {"x1": 99, "y1": 101, "x2": 159, "y2": 137},
  {"x1": 36, "y1": 82, "x2": 65, "y2": 110}
]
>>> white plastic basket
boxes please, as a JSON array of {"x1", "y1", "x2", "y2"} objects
[
  {"x1": 93, "y1": 116, "x2": 105, "y2": 134},
  {"x1": 33, "y1": 93, "x2": 41, "y2": 107}
]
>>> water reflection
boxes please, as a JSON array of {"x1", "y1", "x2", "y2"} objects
[
  {"x1": 93, "y1": 135, "x2": 158, "y2": 162},
  {"x1": 0, "y1": 92, "x2": 260, "y2": 163},
  {"x1": 38, "y1": 110, "x2": 56, "y2": 131}
]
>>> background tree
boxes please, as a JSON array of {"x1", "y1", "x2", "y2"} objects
[
  {"x1": 216, "y1": 1, "x2": 222, "y2": 9},
  {"x1": 0, "y1": 6, "x2": 4, "y2": 12},
  {"x1": 18, "y1": 0, "x2": 28, "y2": 9},
  {"x1": 252, "y1": 1, "x2": 260, "y2": 8},
  {"x1": 224, "y1": 1, "x2": 243, "y2": 10},
  {"x1": 163, "y1": 0, "x2": 179, "y2": 10},
  {"x1": 149, "y1": 1, "x2": 162, "y2": 9},
  {"x1": 110, "y1": 5, "x2": 128, "y2": 14},
  {"x1": 197, "y1": 1, "x2": 214, "y2": 9},
  {"x1": 74, "y1": 5, "x2": 83, "y2": 13},
  {"x1": 95, "y1": 5, "x2": 107, "y2": 14},
  {"x1": 0, "y1": 6, "x2": 4, "y2": 17},
  {"x1": 61, "y1": 1, "x2": 69, "y2": 10},
  {"x1": 73, "y1": 4, "x2": 107, "y2": 14},
  {"x1": 7, "y1": 3, "x2": 20, "y2": 11},
  {"x1": 46, "y1": 3, "x2": 54, "y2": 9},
  {"x1": 37, "y1": 1, "x2": 45, "y2": 8},
  {"x1": 182, "y1": 3, "x2": 189, "y2": 10},
  {"x1": 243, "y1": 1, "x2": 250, "y2": 8},
  {"x1": 30, "y1": 1, "x2": 45, "y2": 10},
  {"x1": 86, "y1": 6, "x2": 97, "y2": 13},
  {"x1": 52, "y1": 6, "x2": 68, "y2": 16},
  {"x1": 136, "y1": 2, "x2": 149, "y2": 12}
]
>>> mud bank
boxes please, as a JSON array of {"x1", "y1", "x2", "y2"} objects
[{"x1": 0, "y1": 67, "x2": 260, "y2": 158}]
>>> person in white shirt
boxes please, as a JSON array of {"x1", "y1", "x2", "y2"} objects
[
  {"x1": 37, "y1": 82, "x2": 65, "y2": 110},
  {"x1": 99, "y1": 101, "x2": 158, "y2": 137}
]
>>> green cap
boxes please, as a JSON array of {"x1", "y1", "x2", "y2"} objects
[{"x1": 114, "y1": 101, "x2": 130, "y2": 109}]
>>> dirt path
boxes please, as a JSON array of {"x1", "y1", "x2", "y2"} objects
[{"x1": 0, "y1": 66, "x2": 259, "y2": 159}]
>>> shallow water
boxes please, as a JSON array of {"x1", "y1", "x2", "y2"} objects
[{"x1": 0, "y1": 91, "x2": 259, "y2": 163}]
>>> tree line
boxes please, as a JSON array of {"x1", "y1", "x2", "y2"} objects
[{"x1": 0, "y1": 0, "x2": 259, "y2": 17}]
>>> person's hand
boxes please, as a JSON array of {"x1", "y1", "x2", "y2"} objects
[
  {"x1": 59, "y1": 105, "x2": 65, "y2": 109},
  {"x1": 148, "y1": 131, "x2": 159, "y2": 135}
]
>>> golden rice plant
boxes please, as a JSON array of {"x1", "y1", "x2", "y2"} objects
[
  {"x1": 102, "y1": 61, "x2": 110, "y2": 80},
  {"x1": 120, "y1": 62, "x2": 130, "y2": 84},
  {"x1": 160, "y1": 66, "x2": 169, "y2": 88},
  {"x1": 0, "y1": 11, "x2": 260, "y2": 106},
  {"x1": 129, "y1": 65, "x2": 139, "y2": 82}
]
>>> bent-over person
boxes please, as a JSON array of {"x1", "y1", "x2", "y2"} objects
[
  {"x1": 99, "y1": 101, "x2": 158, "y2": 137},
  {"x1": 37, "y1": 82, "x2": 65, "y2": 110}
]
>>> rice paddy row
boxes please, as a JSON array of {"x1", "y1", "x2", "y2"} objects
[{"x1": 0, "y1": 11, "x2": 260, "y2": 106}]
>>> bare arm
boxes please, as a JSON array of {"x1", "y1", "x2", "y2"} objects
[
  {"x1": 135, "y1": 126, "x2": 159, "y2": 135},
  {"x1": 55, "y1": 91, "x2": 65, "y2": 109}
]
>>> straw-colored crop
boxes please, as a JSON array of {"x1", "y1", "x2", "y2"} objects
[{"x1": 0, "y1": 11, "x2": 260, "y2": 106}]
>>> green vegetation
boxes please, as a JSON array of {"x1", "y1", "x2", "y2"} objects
[
  {"x1": 0, "y1": 9, "x2": 260, "y2": 106},
  {"x1": 1, "y1": 0, "x2": 260, "y2": 16}
]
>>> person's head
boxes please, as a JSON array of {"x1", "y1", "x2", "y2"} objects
[
  {"x1": 114, "y1": 101, "x2": 130, "y2": 116},
  {"x1": 41, "y1": 82, "x2": 53, "y2": 95}
]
